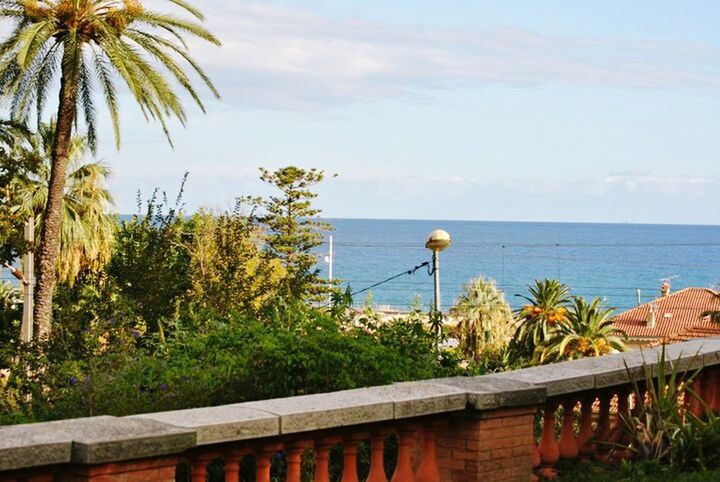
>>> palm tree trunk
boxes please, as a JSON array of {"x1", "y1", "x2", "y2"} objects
[{"x1": 33, "y1": 72, "x2": 78, "y2": 338}]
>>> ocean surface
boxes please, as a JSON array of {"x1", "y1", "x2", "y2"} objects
[
  {"x1": 316, "y1": 219, "x2": 720, "y2": 313},
  {"x1": 79, "y1": 217, "x2": 720, "y2": 314}
]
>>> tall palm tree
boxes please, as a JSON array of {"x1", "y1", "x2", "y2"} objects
[
  {"x1": 512, "y1": 279, "x2": 571, "y2": 354},
  {"x1": 450, "y1": 277, "x2": 514, "y2": 361},
  {"x1": 0, "y1": 0, "x2": 220, "y2": 336},
  {"x1": 534, "y1": 297, "x2": 627, "y2": 364},
  {"x1": 12, "y1": 121, "x2": 114, "y2": 285}
]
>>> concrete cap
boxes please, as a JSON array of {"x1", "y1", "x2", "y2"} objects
[
  {"x1": 430, "y1": 376, "x2": 546, "y2": 409},
  {"x1": 0, "y1": 422, "x2": 73, "y2": 471},
  {"x1": 242, "y1": 388, "x2": 394, "y2": 434},
  {"x1": 55, "y1": 416, "x2": 196, "y2": 464},
  {"x1": 364, "y1": 381, "x2": 468, "y2": 419},
  {"x1": 130, "y1": 404, "x2": 279, "y2": 446}
]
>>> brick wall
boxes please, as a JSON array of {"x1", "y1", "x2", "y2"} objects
[{"x1": 437, "y1": 406, "x2": 536, "y2": 482}]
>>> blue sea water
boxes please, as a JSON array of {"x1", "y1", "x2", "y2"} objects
[
  {"x1": 316, "y1": 219, "x2": 720, "y2": 312},
  {"x1": 105, "y1": 216, "x2": 720, "y2": 313}
]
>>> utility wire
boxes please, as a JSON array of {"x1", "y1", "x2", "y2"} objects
[{"x1": 349, "y1": 261, "x2": 431, "y2": 298}]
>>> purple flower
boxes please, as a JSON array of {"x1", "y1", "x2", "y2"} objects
[
  {"x1": 132, "y1": 330, "x2": 141, "y2": 339},
  {"x1": 159, "y1": 383, "x2": 168, "y2": 391},
  {"x1": 69, "y1": 376, "x2": 78, "y2": 385}
]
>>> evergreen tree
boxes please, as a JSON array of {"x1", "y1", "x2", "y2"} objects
[{"x1": 252, "y1": 166, "x2": 333, "y2": 303}]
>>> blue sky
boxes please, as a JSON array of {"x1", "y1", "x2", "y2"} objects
[{"x1": 95, "y1": 0, "x2": 720, "y2": 224}]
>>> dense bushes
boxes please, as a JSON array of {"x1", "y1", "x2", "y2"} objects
[{"x1": 0, "y1": 305, "x2": 459, "y2": 424}]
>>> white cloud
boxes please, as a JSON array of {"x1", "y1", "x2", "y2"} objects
[{"x1": 174, "y1": 1, "x2": 720, "y2": 109}]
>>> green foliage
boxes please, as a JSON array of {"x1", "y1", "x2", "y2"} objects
[
  {"x1": 556, "y1": 458, "x2": 720, "y2": 482},
  {"x1": 512, "y1": 279, "x2": 571, "y2": 357},
  {"x1": 0, "y1": 282, "x2": 21, "y2": 367},
  {"x1": 533, "y1": 297, "x2": 627, "y2": 363},
  {"x1": 450, "y1": 276, "x2": 514, "y2": 361},
  {"x1": 0, "y1": 0, "x2": 220, "y2": 149},
  {"x1": 0, "y1": 121, "x2": 34, "y2": 264},
  {"x1": 250, "y1": 166, "x2": 334, "y2": 302},
  {"x1": 108, "y1": 182, "x2": 191, "y2": 336},
  {"x1": 11, "y1": 121, "x2": 115, "y2": 284},
  {"x1": 0, "y1": 307, "x2": 457, "y2": 423},
  {"x1": 185, "y1": 205, "x2": 285, "y2": 317},
  {"x1": 613, "y1": 345, "x2": 720, "y2": 472}
]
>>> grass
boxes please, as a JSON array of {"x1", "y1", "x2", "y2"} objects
[{"x1": 555, "y1": 459, "x2": 720, "y2": 482}]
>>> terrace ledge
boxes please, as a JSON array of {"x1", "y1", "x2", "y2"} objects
[{"x1": 2, "y1": 338, "x2": 719, "y2": 472}]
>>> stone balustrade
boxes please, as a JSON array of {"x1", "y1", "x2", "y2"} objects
[{"x1": 2, "y1": 337, "x2": 720, "y2": 482}]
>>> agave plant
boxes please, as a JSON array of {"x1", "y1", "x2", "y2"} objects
[
  {"x1": 450, "y1": 277, "x2": 514, "y2": 360},
  {"x1": 533, "y1": 296, "x2": 627, "y2": 363},
  {"x1": 512, "y1": 279, "x2": 571, "y2": 355}
]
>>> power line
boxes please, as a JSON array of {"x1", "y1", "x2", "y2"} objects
[
  {"x1": 332, "y1": 241, "x2": 720, "y2": 248},
  {"x1": 348, "y1": 261, "x2": 431, "y2": 298}
]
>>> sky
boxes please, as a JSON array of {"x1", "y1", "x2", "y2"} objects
[{"x1": 91, "y1": 0, "x2": 720, "y2": 224}]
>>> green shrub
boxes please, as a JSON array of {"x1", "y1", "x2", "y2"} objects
[{"x1": 0, "y1": 307, "x2": 458, "y2": 423}]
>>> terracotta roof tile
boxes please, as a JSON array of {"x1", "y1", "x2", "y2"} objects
[{"x1": 612, "y1": 287, "x2": 720, "y2": 340}]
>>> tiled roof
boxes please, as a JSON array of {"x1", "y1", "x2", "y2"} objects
[{"x1": 612, "y1": 288, "x2": 720, "y2": 340}]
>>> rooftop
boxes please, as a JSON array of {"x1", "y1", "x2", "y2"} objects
[{"x1": 613, "y1": 287, "x2": 720, "y2": 341}]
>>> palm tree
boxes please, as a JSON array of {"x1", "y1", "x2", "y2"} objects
[
  {"x1": 450, "y1": 277, "x2": 514, "y2": 361},
  {"x1": 512, "y1": 279, "x2": 571, "y2": 355},
  {"x1": 12, "y1": 121, "x2": 114, "y2": 285},
  {"x1": 0, "y1": 0, "x2": 220, "y2": 336},
  {"x1": 534, "y1": 297, "x2": 627, "y2": 364}
]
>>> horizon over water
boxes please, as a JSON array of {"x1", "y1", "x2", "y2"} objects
[
  {"x1": 317, "y1": 218, "x2": 720, "y2": 313},
  {"x1": 112, "y1": 215, "x2": 720, "y2": 314}
]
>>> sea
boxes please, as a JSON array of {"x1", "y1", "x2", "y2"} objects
[
  {"x1": 59, "y1": 217, "x2": 720, "y2": 314},
  {"x1": 316, "y1": 219, "x2": 720, "y2": 313}
]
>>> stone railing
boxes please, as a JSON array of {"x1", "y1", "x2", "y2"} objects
[{"x1": 2, "y1": 338, "x2": 720, "y2": 482}]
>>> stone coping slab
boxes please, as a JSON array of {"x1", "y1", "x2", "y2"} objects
[
  {"x1": 130, "y1": 405, "x2": 279, "y2": 446},
  {"x1": 363, "y1": 381, "x2": 468, "y2": 419},
  {"x1": 242, "y1": 389, "x2": 395, "y2": 434},
  {"x1": 431, "y1": 376, "x2": 546, "y2": 409},
  {"x1": 54, "y1": 416, "x2": 196, "y2": 464},
  {"x1": 0, "y1": 416, "x2": 196, "y2": 470},
  {"x1": 0, "y1": 421, "x2": 73, "y2": 471},
  {"x1": 3, "y1": 338, "x2": 720, "y2": 472}
]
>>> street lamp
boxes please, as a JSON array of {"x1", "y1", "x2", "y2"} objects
[{"x1": 425, "y1": 229, "x2": 451, "y2": 313}]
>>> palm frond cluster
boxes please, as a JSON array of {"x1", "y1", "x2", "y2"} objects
[
  {"x1": 449, "y1": 277, "x2": 628, "y2": 366},
  {"x1": 513, "y1": 279, "x2": 627, "y2": 363},
  {"x1": 0, "y1": 0, "x2": 220, "y2": 148},
  {"x1": 10, "y1": 121, "x2": 114, "y2": 283}
]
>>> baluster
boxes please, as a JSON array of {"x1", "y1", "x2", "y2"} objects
[
  {"x1": 595, "y1": 390, "x2": 612, "y2": 459},
  {"x1": 531, "y1": 441, "x2": 541, "y2": 471},
  {"x1": 367, "y1": 433, "x2": 388, "y2": 482},
  {"x1": 225, "y1": 449, "x2": 248, "y2": 482},
  {"x1": 391, "y1": 428, "x2": 416, "y2": 482},
  {"x1": 539, "y1": 401, "x2": 560, "y2": 467},
  {"x1": 341, "y1": 436, "x2": 360, "y2": 482},
  {"x1": 192, "y1": 453, "x2": 216, "y2": 482},
  {"x1": 286, "y1": 443, "x2": 306, "y2": 482},
  {"x1": 689, "y1": 372, "x2": 704, "y2": 417},
  {"x1": 700, "y1": 370, "x2": 715, "y2": 414},
  {"x1": 314, "y1": 438, "x2": 336, "y2": 482},
  {"x1": 577, "y1": 394, "x2": 596, "y2": 457},
  {"x1": 610, "y1": 388, "x2": 631, "y2": 461},
  {"x1": 558, "y1": 399, "x2": 578, "y2": 459},
  {"x1": 710, "y1": 367, "x2": 720, "y2": 412},
  {"x1": 256, "y1": 446, "x2": 276, "y2": 482},
  {"x1": 415, "y1": 423, "x2": 440, "y2": 482}
]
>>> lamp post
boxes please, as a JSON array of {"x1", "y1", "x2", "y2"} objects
[{"x1": 425, "y1": 229, "x2": 451, "y2": 313}]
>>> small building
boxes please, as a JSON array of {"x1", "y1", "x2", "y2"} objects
[{"x1": 612, "y1": 286, "x2": 720, "y2": 348}]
